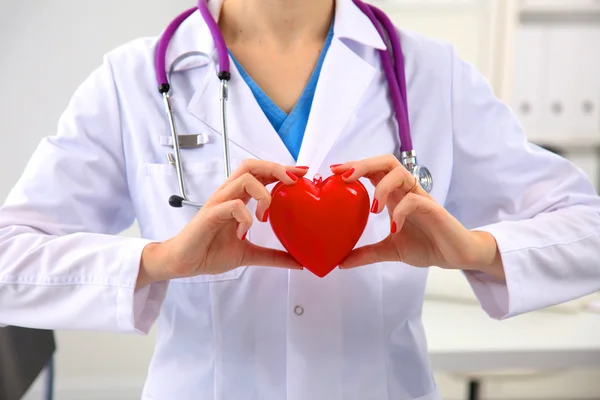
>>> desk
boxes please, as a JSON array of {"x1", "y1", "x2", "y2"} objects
[
  {"x1": 430, "y1": 348, "x2": 600, "y2": 373},
  {"x1": 424, "y1": 301, "x2": 600, "y2": 399}
]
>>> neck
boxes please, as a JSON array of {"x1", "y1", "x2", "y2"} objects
[{"x1": 219, "y1": 0, "x2": 335, "y2": 47}]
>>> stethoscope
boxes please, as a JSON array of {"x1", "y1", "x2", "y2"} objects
[{"x1": 156, "y1": 0, "x2": 433, "y2": 209}]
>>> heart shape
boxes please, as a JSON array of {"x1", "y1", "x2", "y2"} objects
[{"x1": 269, "y1": 174, "x2": 371, "y2": 278}]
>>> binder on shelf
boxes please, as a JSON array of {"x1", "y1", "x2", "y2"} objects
[
  {"x1": 540, "y1": 26, "x2": 576, "y2": 140},
  {"x1": 569, "y1": 26, "x2": 600, "y2": 136},
  {"x1": 516, "y1": 2, "x2": 600, "y2": 143},
  {"x1": 544, "y1": 26, "x2": 600, "y2": 139},
  {"x1": 511, "y1": 25, "x2": 546, "y2": 138}
]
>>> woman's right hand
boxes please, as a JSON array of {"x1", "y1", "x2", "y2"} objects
[{"x1": 137, "y1": 160, "x2": 308, "y2": 289}]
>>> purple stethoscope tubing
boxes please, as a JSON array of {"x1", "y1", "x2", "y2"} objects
[{"x1": 156, "y1": 0, "x2": 432, "y2": 209}]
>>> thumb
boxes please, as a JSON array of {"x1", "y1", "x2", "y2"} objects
[
  {"x1": 339, "y1": 237, "x2": 399, "y2": 269},
  {"x1": 242, "y1": 242, "x2": 304, "y2": 270}
]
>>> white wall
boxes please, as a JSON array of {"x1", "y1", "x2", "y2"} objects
[
  {"x1": 0, "y1": 1, "x2": 187, "y2": 399},
  {"x1": 1, "y1": 0, "x2": 599, "y2": 399}
]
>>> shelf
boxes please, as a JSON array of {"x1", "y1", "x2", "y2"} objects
[
  {"x1": 424, "y1": 300, "x2": 600, "y2": 354},
  {"x1": 519, "y1": 0, "x2": 600, "y2": 14},
  {"x1": 527, "y1": 134, "x2": 600, "y2": 149}
]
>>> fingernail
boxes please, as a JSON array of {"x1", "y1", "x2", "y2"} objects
[
  {"x1": 262, "y1": 209, "x2": 269, "y2": 223},
  {"x1": 330, "y1": 164, "x2": 342, "y2": 169},
  {"x1": 241, "y1": 231, "x2": 248, "y2": 241},
  {"x1": 286, "y1": 171, "x2": 298, "y2": 181},
  {"x1": 391, "y1": 221, "x2": 397, "y2": 234},
  {"x1": 370, "y1": 199, "x2": 379, "y2": 213},
  {"x1": 296, "y1": 166, "x2": 309, "y2": 169},
  {"x1": 342, "y1": 168, "x2": 355, "y2": 179}
]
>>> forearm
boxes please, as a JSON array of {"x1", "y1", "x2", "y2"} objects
[{"x1": 0, "y1": 226, "x2": 160, "y2": 332}]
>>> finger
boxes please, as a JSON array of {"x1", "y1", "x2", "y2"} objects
[
  {"x1": 390, "y1": 193, "x2": 439, "y2": 235},
  {"x1": 330, "y1": 160, "x2": 392, "y2": 188},
  {"x1": 329, "y1": 161, "x2": 355, "y2": 175},
  {"x1": 371, "y1": 166, "x2": 420, "y2": 213},
  {"x1": 242, "y1": 242, "x2": 304, "y2": 270},
  {"x1": 339, "y1": 237, "x2": 399, "y2": 269},
  {"x1": 209, "y1": 199, "x2": 254, "y2": 239},
  {"x1": 290, "y1": 165, "x2": 310, "y2": 172},
  {"x1": 341, "y1": 195, "x2": 442, "y2": 269},
  {"x1": 273, "y1": 166, "x2": 310, "y2": 186},
  {"x1": 212, "y1": 173, "x2": 274, "y2": 221},
  {"x1": 335, "y1": 154, "x2": 401, "y2": 183},
  {"x1": 225, "y1": 159, "x2": 307, "y2": 187}
]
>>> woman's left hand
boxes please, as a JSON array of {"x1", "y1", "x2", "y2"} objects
[{"x1": 331, "y1": 155, "x2": 505, "y2": 280}]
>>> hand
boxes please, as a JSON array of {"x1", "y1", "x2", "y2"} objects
[
  {"x1": 331, "y1": 155, "x2": 504, "y2": 279},
  {"x1": 137, "y1": 160, "x2": 309, "y2": 289}
]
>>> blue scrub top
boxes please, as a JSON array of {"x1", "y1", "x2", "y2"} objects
[{"x1": 229, "y1": 22, "x2": 335, "y2": 160}]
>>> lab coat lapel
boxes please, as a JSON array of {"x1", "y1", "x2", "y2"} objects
[
  {"x1": 167, "y1": 0, "x2": 294, "y2": 166},
  {"x1": 295, "y1": 39, "x2": 377, "y2": 170},
  {"x1": 181, "y1": 0, "x2": 388, "y2": 169},
  {"x1": 187, "y1": 64, "x2": 295, "y2": 166},
  {"x1": 295, "y1": 0, "x2": 387, "y2": 171}
]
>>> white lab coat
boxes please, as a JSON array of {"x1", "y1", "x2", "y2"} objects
[{"x1": 1, "y1": 1, "x2": 600, "y2": 399}]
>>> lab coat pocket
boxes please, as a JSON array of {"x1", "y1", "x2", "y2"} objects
[
  {"x1": 143, "y1": 159, "x2": 227, "y2": 201},
  {"x1": 139, "y1": 160, "x2": 248, "y2": 284}
]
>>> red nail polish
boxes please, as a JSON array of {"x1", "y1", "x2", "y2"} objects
[
  {"x1": 241, "y1": 231, "x2": 248, "y2": 241},
  {"x1": 342, "y1": 168, "x2": 355, "y2": 178},
  {"x1": 330, "y1": 164, "x2": 342, "y2": 169},
  {"x1": 371, "y1": 199, "x2": 379, "y2": 213},
  {"x1": 391, "y1": 222, "x2": 397, "y2": 234},
  {"x1": 296, "y1": 166, "x2": 309, "y2": 169},
  {"x1": 262, "y1": 209, "x2": 269, "y2": 223},
  {"x1": 286, "y1": 171, "x2": 298, "y2": 181}
]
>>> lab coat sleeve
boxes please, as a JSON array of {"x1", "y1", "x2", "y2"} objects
[
  {"x1": 0, "y1": 57, "x2": 168, "y2": 333},
  {"x1": 443, "y1": 47, "x2": 600, "y2": 320}
]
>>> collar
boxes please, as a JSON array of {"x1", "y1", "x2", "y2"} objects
[
  {"x1": 334, "y1": 0, "x2": 387, "y2": 51},
  {"x1": 163, "y1": 0, "x2": 387, "y2": 74}
]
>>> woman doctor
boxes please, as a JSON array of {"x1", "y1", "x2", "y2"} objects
[{"x1": 1, "y1": 0, "x2": 600, "y2": 399}]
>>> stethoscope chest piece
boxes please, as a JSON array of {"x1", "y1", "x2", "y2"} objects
[
  {"x1": 412, "y1": 165, "x2": 433, "y2": 193},
  {"x1": 401, "y1": 150, "x2": 433, "y2": 193}
]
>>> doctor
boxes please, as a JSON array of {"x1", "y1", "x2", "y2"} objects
[{"x1": 1, "y1": 0, "x2": 600, "y2": 399}]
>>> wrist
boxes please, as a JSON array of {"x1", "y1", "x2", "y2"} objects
[
  {"x1": 468, "y1": 231, "x2": 505, "y2": 280},
  {"x1": 137, "y1": 242, "x2": 170, "y2": 290}
]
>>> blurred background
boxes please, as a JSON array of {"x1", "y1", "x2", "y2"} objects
[{"x1": 0, "y1": 0, "x2": 599, "y2": 399}]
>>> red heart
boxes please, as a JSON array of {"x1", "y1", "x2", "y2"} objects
[{"x1": 268, "y1": 174, "x2": 371, "y2": 278}]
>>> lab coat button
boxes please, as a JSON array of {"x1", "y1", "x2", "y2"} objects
[{"x1": 294, "y1": 305, "x2": 304, "y2": 316}]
